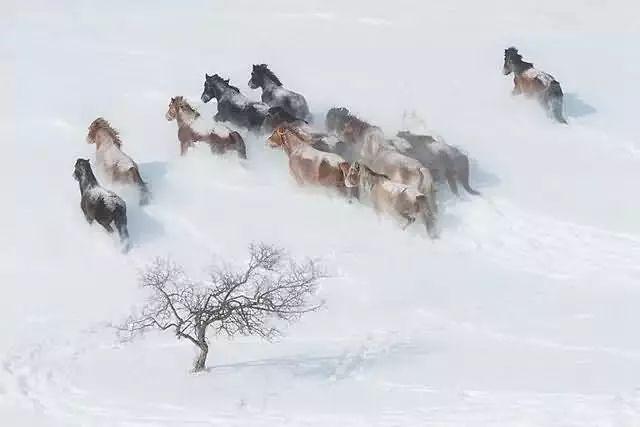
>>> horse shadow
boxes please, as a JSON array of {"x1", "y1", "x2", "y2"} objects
[
  {"x1": 564, "y1": 93, "x2": 597, "y2": 118},
  {"x1": 126, "y1": 161, "x2": 170, "y2": 245}
]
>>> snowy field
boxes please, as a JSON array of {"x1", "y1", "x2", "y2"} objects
[{"x1": 2, "y1": 0, "x2": 640, "y2": 425}]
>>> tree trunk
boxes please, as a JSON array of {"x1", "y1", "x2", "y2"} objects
[{"x1": 193, "y1": 342, "x2": 209, "y2": 372}]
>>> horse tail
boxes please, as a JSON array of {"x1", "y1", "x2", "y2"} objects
[
  {"x1": 230, "y1": 131, "x2": 247, "y2": 159},
  {"x1": 457, "y1": 155, "x2": 481, "y2": 196},
  {"x1": 114, "y1": 203, "x2": 130, "y2": 252},
  {"x1": 548, "y1": 81, "x2": 567, "y2": 124},
  {"x1": 130, "y1": 167, "x2": 151, "y2": 205}
]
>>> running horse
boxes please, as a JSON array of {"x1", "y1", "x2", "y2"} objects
[
  {"x1": 165, "y1": 96, "x2": 247, "y2": 158},
  {"x1": 248, "y1": 64, "x2": 312, "y2": 122},
  {"x1": 267, "y1": 126, "x2": 351, "y2": 196},
  {"x1": 503, "y1": 47, "x2": 567, "y2": 124},
  {"x1": 86, "y1": 118, "x2": 151, "y2": 204}
]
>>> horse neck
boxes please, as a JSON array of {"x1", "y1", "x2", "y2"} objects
[
  {"x1": 513, "y1": 60, "x2": 534, "y2": 75},
  {"x1": 78, "y1": 170, "x2": 98, "y2": 194},
  {"x1": 282, "y1": 132, "x2": 303, "y2": 155},
  {"x1": 177, "y1": 108, "x2": 198, "y2": 128},
  {"x1": 94, "y1": 130, "x2": 118, "y2": 152},
  {"x1": 260, "y1": 75, "x2": 280, "y2": 91}
]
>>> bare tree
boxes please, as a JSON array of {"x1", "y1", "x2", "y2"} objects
[{"x1": 119, "y1": 243, "x2": 324, "y2": 372}]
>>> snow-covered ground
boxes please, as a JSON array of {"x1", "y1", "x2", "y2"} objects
[{"x1": 2, "y1": 0, "x2": 640, "y2": 425}]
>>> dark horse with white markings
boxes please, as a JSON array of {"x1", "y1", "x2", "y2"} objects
[
  {"x1": 73, "y1": 158, "x2": 130, "y2": 252},
  {"x1": 201, "y1": 73, "x2": 297, "y2": 133},
  {"x1": 248, "y1": 64, "x2": 312, "y2": 122},
  {"x1": 503, "y1": 47, "x2": 567, "y2": 124}
]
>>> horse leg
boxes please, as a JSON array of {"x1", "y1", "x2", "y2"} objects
[
  {"x1": 81, "y1": 199, "x2": 94, "y2": 224},
  {"x1": 231, "y1": 132, "x2": 247, "y2": 159},
  {"x1": 97, "y1": 218, "x2": 115, "y2": 233},
  {"x1": 129, "y1": 168, "x2": 151, "y2": 205},
  {"x1": 401, "y1": 215, "x2": 415, "y2": 230},
  {"x1": 457, "y1": 156, "x2": 481, "y2": 196},
  {"x1": 114, "y1": 206, "x2": 131, "y2": 252},
  {"x1": 445, "y1": 170, "x2": 460, "y2": 196}
]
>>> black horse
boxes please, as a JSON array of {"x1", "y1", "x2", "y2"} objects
[
  {"x1": 248, "y1": 64, "x2": 312, "y2": 122},
  {"x1": 201, "y1": 73, "x2": 301, "y2": 133},
  {"x1": 73, "y1": 158, "x2": 130, "y2": 251}
]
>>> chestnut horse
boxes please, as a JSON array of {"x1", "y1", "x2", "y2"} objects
[
  {"x1": 268, "y1": 127, "x2": 351, "y2": 195},
  {"x1": 86, "y1": 118, "x2": 150, "y2": 205},
  {"x1": 503, "y1": 47, "x2": 567, "y2": 124},
  {"x1": 165, "y1": 96, "x2": 247, "y2": 159}
]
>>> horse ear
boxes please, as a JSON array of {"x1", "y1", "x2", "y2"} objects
[{"x1": 205, "y1": 74, "x2": 211, "y2": 79}]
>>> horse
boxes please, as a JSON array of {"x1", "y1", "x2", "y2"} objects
[
  {"x1": 344, "y1": 161, "x2": 433, "y2": 233},
  {"x1": 73, "y1": 158, "x2": 130, "y2": 252},
  {"x1": 396, "y1": 131, "x2": 480, "y2": 196},
  {"x1": 267, "y1": 126, "x2": 351, "y2": 196},
  {"x1": 325, "y1": 107, "x2": 385, "y2": 162},
  {"x1": 86, "y1": 118, "x2": 151, "y2": 205},
  {"x1": 200, "y1": 73, "x2": 271, "y2": 131},
  {"x1": 165, "y1": 96, "x2": 247, "y2": 159},
  {"x1": 503, "y1": 47, "x2": 567, "y2": 124},
  {"x1": 248, "y1": 64, "x2": 312, "y2": 122},
  {"x1": 325, "y1": 107, "x2": 438, "y2": 223}
]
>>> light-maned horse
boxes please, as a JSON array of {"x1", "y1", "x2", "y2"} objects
[
  {"x1": 248, "y1": 64, "x2": 312, "y2": 122},
  {"x1": 268, "y1": 127, "x2": 351, "y2": 196},
  {"x1": 73, "y1": 158, "x2": 130, "y2": 252},
  {"x1": 503, "y1": 47, "x2": 567, "y2": 124},
  {"x1": 165, "y1": 96, "x2": 247, "y2": 158},
  {"x1": 87, "y1": 118, "x2": 151, "y2": 205},
  {"x1": 325, "y1": 107, "x2": 438, "y2": 228},
  {"x1": 344, "y1": 161, "x2": 433, "y2": 233}
]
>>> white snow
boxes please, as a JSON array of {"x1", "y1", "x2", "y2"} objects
[{"x1": 2, "y1": 0, "x2": 640, "y2": 426}]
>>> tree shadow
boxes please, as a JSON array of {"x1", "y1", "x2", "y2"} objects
[{"x1": 564, "y1": 93, "x2": 597, "y2": 118}]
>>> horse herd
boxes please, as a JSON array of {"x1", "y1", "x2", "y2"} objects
[{"x1": 73, "y1": 47, "x2": 567, "y2": 251}]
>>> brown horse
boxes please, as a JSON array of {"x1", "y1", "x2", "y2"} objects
[
  {"x1": 503, "y1": 47, "x2": 567, "y2": 124},
  {"x1": 268, "y1": 126, "x2": 351, "y2": 195},
  {"x1": 165, "y1": 96, "x2": 247, "y2": 158},
  {"x1": 86, "y1": 118, "x2": 150, "y2": 205}
]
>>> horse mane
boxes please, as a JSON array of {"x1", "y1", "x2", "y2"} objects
[
  {"x1": 212, "y1": 74, "x2": 240, "y2": 93},
  {"x1": 505, "y1": 47, "x2": 534, "y2": 70},
  {"x1": 88, "y1": 117, "x2": 122, "y2": 148},
  {"x1": 255, "y1": 64, "x2": 282, "y2": 86},
  {"x1": 173, "y1": 96, "x2": 200, "y2": 118}
]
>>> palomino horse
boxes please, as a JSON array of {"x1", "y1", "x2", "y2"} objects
[
  {"x1": 248, "y1": 64, "x2": 312, "y2": 122},
  {"x1": 86, "y1": 118, "x2": 151, "y2": 205},
  {"x1": 344, "y1": 161, "x2": 433, "y2": 233},
  {"x1": 73, "y1": 158, "x2": 130, "y2": 252},
  {"x1": 268, "y1": 127, "x2": 351, "y2": 196},
  {"x1": 396, "y1": 131, "x2": 480, "y2": 196},
  {"x1": 165, "y1": 96, "x2": 247, "y2": 159},
  {"x1": 503, "y1": 47, "x2": 567, "y2": 124},
  {"x1": 325, "y1": 107, "x2": 438, "y2": 224}
]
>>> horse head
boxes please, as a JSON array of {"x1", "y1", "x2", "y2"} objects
[
  {"x1": 503, "y1": 46, "x2": 521, "y2": 75},
  {"x1": 267, "y1": 126, "x2": 289, "y2": 148},
  {"x1": 325, "y1": 107, "x2": 350, "y2": 133},
  {"x1": 87, "y1": 117, "x2": 122, "y2": 148},
  {"x1": 73, "y1": 158, "x2": 95, "y2": 186},
  {"x1": 248, "y1": 64, "x2": 282, "y2": 89}
]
